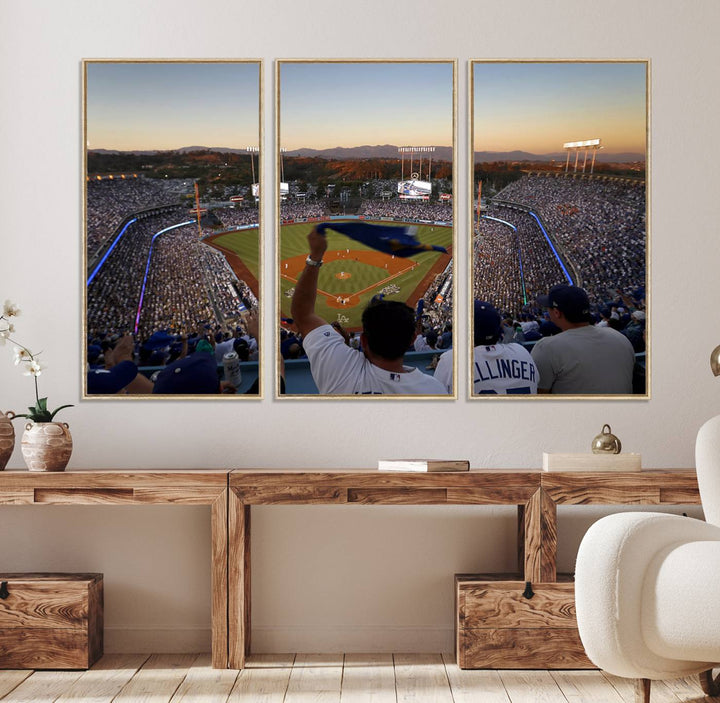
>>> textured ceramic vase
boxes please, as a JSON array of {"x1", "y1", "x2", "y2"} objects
[
  {"x1": 0, "y1": 411, "x2": 15, "y2": 470},
  {"x1": 21, "y1": 421, "x2": 73, "y2": 472}
]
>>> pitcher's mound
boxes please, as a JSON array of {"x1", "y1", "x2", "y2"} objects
[{"x1": 335, "y1": 271, "x2": 352, "y2": 280}]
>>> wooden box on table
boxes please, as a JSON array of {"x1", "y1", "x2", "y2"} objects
[
  {"x1": 0, "y1": 573, "x2": 103, "y2": 669},
  {"x1": 455, "y1": 573, "x2": 593, "y2": 669}
]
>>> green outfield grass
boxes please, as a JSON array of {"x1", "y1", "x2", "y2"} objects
[
  {"x1": 210, "y1": 227, "x2": 260, "y2": 280},
  {"x1": 280, "y1": 220, "x2": 452, "y2": 329}
]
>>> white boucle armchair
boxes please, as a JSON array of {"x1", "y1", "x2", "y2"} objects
[{"x1": 575, "y1": 415, "x2": 720, "y2": 703}]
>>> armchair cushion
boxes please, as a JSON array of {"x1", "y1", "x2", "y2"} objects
[{"x1": 575, "y1": 511, "x2": 720, "y2": 680}]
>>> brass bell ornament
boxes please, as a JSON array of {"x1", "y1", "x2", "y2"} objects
[{"x1": 592, "y1": 424, "x2": 622, "y2": 454}]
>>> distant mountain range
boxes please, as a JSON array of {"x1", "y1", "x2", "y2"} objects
[
  {"x1": 88, "y1": 144, "x2": 644, "y2": 164},
  {"x1": 474, "y1": 149, "x2": 645, "y2": 164}
]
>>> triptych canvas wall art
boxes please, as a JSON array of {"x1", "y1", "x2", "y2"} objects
[{"x1": 82, "y1": 59, "x2": 647, "y2": 400}]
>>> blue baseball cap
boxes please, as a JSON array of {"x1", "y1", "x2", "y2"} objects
[{"x1": 152, "y1": 353, "x2": 220, "y2": 394}]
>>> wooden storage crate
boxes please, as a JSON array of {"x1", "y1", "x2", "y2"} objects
[
  {"x1": 0, "y1": 573, "x2": 103, "y2": 669},
  {"x1": 455, "y1": 573, "x2": 594, "y2": 669}
]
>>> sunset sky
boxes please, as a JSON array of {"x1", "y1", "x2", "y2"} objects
[
  {"x1": 473, "y1": 61, "x2": 647, "y2": 155},
  {"x1": 280, "y1": 62, "x2": 454, "y2": 150},
  {"x1": 85, "y1": 62, "x2": 260, "y2": 151}
]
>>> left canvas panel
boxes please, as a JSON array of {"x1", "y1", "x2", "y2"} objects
[{"x1": 83, "y1": 60, "x2": 262, "y2": 398}]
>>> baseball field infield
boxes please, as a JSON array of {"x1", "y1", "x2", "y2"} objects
[{"x1": 280, "y1": 220, "x2": 453, "y2": 330}]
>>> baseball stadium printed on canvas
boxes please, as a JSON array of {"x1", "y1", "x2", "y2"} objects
[
  {"x1": 83, "y1": 60, "x2": 262, "y2": 398},
  {"x1": 277, "y1": 60, "x2": 456, "y2": 397},
  {"x1": 469, "y1": 60, "x2": 648, "y2": 399}
]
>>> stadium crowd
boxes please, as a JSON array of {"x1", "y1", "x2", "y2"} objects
[
  {"x1": 86, "y1": 177, "x2": 193, "y2": 259},
  {"x1": 492, "y1": 174, "x2": 645, "y2": 306},
  {"x1": 280, "y1": 202, "x2": 329, "y2": 222},
  {"x1": 358, "y1": 199, "x2": 453, "y2": 223}
]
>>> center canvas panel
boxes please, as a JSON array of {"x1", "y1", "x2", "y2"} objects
[{"x1": 277, "y1": 60, "x2": 456, "y2": 398}]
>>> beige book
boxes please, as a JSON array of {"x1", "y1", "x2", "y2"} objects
[
  {"x1": 378, "y1": 459, "x2": 470, "y2": 472},
  {"x1": 542, "y1": 452, "x2": 642, "y2": 472}
]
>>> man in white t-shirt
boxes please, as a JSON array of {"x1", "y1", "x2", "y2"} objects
[
  {"x1": 291, "y1": 226, "x2": 447, "y2": 395},
  {"x1": 434, "y1": 301, "x2": 538, "y2": 395}
]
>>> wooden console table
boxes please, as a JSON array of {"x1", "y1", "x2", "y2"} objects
[
  {"x1": 227, "y1": 469, "x2": 700, "y2": 669},
  {"x1": 0, "y1": 468, "x2": 702, "y2": 670},
  {"x1": 0, "y1": 470, "x2": 229, "y2": 669}
]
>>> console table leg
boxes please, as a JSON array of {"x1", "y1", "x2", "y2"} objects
[
  {"x1": 520, "y1": 488, "x2": 557, "y2": 583},
  {"x1": 211, "y1": 489, "x2": 229, "y2": 669},
  {"x1": 228, "y1": 491, "x2": 251, "y2": 669}
]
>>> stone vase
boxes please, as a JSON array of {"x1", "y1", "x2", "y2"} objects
[
  {"x1": 21, "y1": 421, "x2": 73, "y2": 472},
  {"x1": 0, "y1": 411, "x2": 15, "y2": 470}
]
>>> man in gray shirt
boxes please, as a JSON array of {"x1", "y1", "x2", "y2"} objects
[{"x1": 531, "y1": 285, "x2": 636, "y2": 394}]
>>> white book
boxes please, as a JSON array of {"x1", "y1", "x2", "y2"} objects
[{"x1": 377, "y1": 459, "x2": 470, "y2": 472}]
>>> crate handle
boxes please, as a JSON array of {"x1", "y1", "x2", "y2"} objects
[
  {"x1": 522, "y1": 581, "x2": 534, "y2": 599},
  {"x1": 0, "y1": 582, "x2": 8, "y2": 600}
]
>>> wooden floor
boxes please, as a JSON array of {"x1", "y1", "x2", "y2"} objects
[{"x1": 0, "y1": 653, "x2": 715, "y2": 702}]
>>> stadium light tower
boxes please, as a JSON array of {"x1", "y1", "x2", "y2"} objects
[{"x1": 563, "y1": 138, "x2": 603, "y2": 174}]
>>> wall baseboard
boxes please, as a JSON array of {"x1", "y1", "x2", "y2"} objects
[
  {"x1": 251, "y1": 625, "x2": 455, "y2": 653},
  {"x1": 105, "y1": 625, "x2": 454, "y2": 654},
  {"x1": 105, "y1": 627, "x2": 211, "y2": 653}
]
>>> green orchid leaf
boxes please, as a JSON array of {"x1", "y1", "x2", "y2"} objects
[
  {"x1": 48, "y1": 405, "x2": 74, "y2": 421},
  {"x1": 37, "y1": 397, "x2": 48, "y2": 412}
]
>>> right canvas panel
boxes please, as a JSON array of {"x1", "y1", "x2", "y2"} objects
[{"x1": 470, "y1": 60, "x2": 648, "y2": 398}]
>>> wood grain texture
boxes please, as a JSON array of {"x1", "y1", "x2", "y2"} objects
[
  {"x1": 441, "y1": 653, "x2": 511, "y2": 703},
  {"x1": 33, "y1": 489, "x2": 134, "y2": 504},
  {"x1": 550, "y1": 670, "x2": 626, "y2": 702},
  {"x1": 0, "y1": 671, "x2": 32, "y2": 699},
  {"x1": 0, "y1": 578, "x2": 91, "y2": 629},
  {"x1": 447, "y1": 485, "x2": 538, "y2": 504},
  {"x1": 234, "y1": 486, "x2": 346, "y2": 504},
  {"x1": 284, "y1": 653, "x2": 343, "y2": 703},
  {"x1": 341, "y1": 653, "x2": 396, "y2": 703},
  {"x1": 211, "y1": 491, "x2": 228, "y2": 670},
  {"x1": 347, "y1": 488, "x2": 447, "y2": 504},
  {"x1": 634, "y1": 678, "x2": 651, "y2": 703},
  {"x1": 228, "y1": 654, "x2": 294, "y2": 703},
  {"x1": 498, "y1": 670, "x2": 571, "y2": 703},
  {"x1": 394, "y1": 653, "x2": 454, "y2": 703},
  {"x1": 113, "y1": 653, "x2": 199, "y2": 703},
  {"x1": 0, "y1": 491, "x2": 33, "y2": 505},
  {"x1": 522, "y1": 488, "x2": 557, "y2": 582},
  {"x1": 600, "y1": 672, "x2": 686, "y2": 703},
  {"x1": 230, "y1": 470, "x2": 540, "y2": 491},
  {"x1": 0, "y1": 670, "x2": 84, "y2": 702},
  {"x1": 459, "y1": 628, "x2": 593, "y2": 669},
  {"x1": 457, "y1": 580, "x2": 577, "y2": 629},
  {"x1": 541, "y1": 471, "x2": 699, "y2": 505},
  {"x1": 0, "y1": 574, "x2": 102, "y2": 670},
  {"x1": 167, "y1": 652, "x2": 238, "y2": 701},
  {"x1": 0, "y1": 629, "x2": 92, "y2": 670},
  {"x1": 0, "y1": 470, "x2": 228, "y2": 491},
  {"x1": 227, "y1": 493, "x2": 250, "y2": 670}
]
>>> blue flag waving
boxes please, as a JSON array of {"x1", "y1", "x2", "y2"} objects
[{"x1": 315, "y1": 221, "x2": 447, "y2": 258}]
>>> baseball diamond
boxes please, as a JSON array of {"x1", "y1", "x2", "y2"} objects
[{"x1": 279, "y1": 221, "x2": 453, "y2": 329}]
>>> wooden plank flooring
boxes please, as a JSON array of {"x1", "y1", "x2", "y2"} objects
[{"x1": 0, "y1": 654, "x2": 714, "y2": 702}]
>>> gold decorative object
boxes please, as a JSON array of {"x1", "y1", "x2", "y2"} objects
[
  {"x1": 592, "y1": 424, "x2": 622, "y2": 455},
  {"x1": 0, "y1": 411, "x2": 15, "y2": 470},
  {"x1": 21, "y1": 421, "x2": 73, "y2": 472},
  {"x1": 711, "y1": 345, "x2": 720, "y2": 377}
]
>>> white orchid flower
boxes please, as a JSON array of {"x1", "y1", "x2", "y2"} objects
[
  {"x1": 3, "y1": 300, "x2": 21, "y2": 318},
  {"x1": 13, "y1": 346, "x2": 32, "y2": 365},
  {"x1": 22, "y1": 359, "x2": 44, "y2": 377}
]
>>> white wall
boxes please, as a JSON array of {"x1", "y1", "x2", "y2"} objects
[{"x1": 1, "y1": 0, "x2": 719, "y2": 653}]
